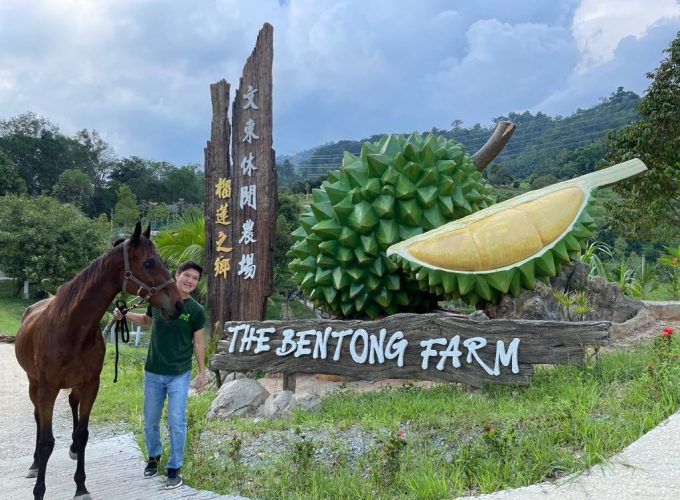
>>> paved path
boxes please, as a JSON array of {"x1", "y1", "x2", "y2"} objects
[
  {"x1": 2, "y1": 434, "x2": 243, "y2": 500},
  {"x1": 1, "y1": 344, "x2": 245, "y2": 500}
]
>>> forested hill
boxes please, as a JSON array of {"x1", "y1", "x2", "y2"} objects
[{"x1": 284, "y1": 87, "x2": 640, "y2": 183}]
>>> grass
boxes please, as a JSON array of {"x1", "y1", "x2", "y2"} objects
[
  {"x1": 4, "y1": 295, "x2": 680, "y2": 498},
  {"x1": 91, "y1": 335, "x2": 680, "y2": 499},
  {"x1": 0, "y1": 297, "x2": 34, "y2": 334}
]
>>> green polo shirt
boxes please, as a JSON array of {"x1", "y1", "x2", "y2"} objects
[{"x1": 144, "y1": 297, "x2": 206, "y2": 375}]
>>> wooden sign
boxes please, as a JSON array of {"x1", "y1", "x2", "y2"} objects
[
  {"x1": 204, "y1": 23, "x2": 277, "y2": 327},
  {"x1": 209, "y1": 313, "x2": 610, "y2": 387}
]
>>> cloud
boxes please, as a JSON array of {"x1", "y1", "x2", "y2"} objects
[
  {"x1": 0, "y1": 0, "x2": 676, "y2": 164},
  {"x1": 572, "y1": 0, "x2": 680, "y2": 71}
]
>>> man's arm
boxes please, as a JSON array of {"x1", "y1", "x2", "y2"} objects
[
  {"x1": 113, "y1": 309, "x2": 152, "y2": 326},
  {"x1": 193, "y1": 328, "x2": 206, "y2": 394}
]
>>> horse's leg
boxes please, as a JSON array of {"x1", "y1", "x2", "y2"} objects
[
  {"x1": 71, "y1": 378, "x2": 100, "y2": 499},
  {"x1": 32, "y1": 384, "x2": 59, "y2": 500},
  {"x1": 26, "y1": 379, "x2": 40, "y2": 478},
  {"x1": 69, "y1": 390, "x2": 80, "y2": 460}
]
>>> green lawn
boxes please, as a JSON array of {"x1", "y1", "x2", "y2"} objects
[
  {"x1": 3, "y1": 292, "x2": 680, "y2": 498},
  {"x1": 0, "y1": 297, "x2": 34, "y2": 334}
]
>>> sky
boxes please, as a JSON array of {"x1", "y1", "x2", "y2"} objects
[{"x1": 0, "y1": 0, "x2": 678, "y2": 166}]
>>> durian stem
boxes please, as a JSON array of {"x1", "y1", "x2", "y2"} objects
[
  {"x1": 578, "y1": 158, "x2": 647, "y2": 188},
  {"x1": 472, "y1": 121, "x2": 516, "y2": 171}
]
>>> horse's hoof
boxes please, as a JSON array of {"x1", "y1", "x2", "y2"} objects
[
  {"x1": 26, "y1": 467, "x2": 38, "y2": 478},
  {"x1": 69, "y1": 446, "x2": 78, "y2": 460}
]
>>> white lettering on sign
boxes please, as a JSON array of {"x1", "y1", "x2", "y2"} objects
[
  {"x1": 242, "y1": 118, "x2": 259, "y2": 143},
  {"x1": 227, "y1": 324, "x2": 273, "y2": 354},
  {"x1": 240, "y1": 152, "x2": 257, "y2": 177},
  {"x1": 239, "y1": 185, "x2": 257, "y2": 210},
  {"x1": 242, "y1": 85, "x2": 259, "y2": 110},
  {"x1": 237, "y1": 253, "x2": 256, "y2": 280},
  {"x1": 420, "y1": 335, "x2": 520, "y2": 375},
  {"x1": 225, "y1": 324, "x2": 519, "y2": 376}
]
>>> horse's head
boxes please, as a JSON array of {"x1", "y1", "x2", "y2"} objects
[{"x1": 122, "y1": 222, "x2": 184, "y2": 320}]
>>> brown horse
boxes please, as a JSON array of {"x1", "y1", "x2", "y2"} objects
[{"x1": 14, "y1": 222, "x2": 183, "y2": 500}]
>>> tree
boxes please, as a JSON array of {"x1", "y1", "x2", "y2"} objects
[
  {"x1": 0, "y1": 112, "x2": 87, "y2": 194},
  {"x1": 72, "y1": 128, "x2": 115, "y2": 189},
  {"x1": 154, "y1": 213, "x2": 206, "y2": 300},
  {"x1": 485, "y1": 163, "x2": 514, "y2": 186},
  {"x1": 160, "y1": 164, "x2": 204, "y2": 205},
  {"x1": 53, "y1": 169, "x2": 94, "y2": 209},
  {"x1": 0, "y1": 195, "x2": 108, "y2": 294},
  {"x1": 0, "y1": 149, "x2": 27, "y2": 195},
  {"x1": 605, "y1": 31, "x2": 680, "y2": 240},
  {"x1": 530, "y1": 174, "x2": 559, "y2": 189},
  {"x1": 145, "y1": 202, "x2": 170, "y2": 227},
  {"x1": 112, "y1": 184, "x2": 140, "y2": 228}
]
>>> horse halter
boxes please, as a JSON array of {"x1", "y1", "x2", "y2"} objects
[{"x1": 121, "y1": 239, "x2": 175, "y2": 302}]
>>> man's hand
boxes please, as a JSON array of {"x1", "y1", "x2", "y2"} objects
[
  {"x1": 196, "y1": 371, "x2": 206, "y2": 394},
  {"x1": 112, "y1": 308, "x2": 125, "y2": 321}
]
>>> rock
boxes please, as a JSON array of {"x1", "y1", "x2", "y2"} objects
[
  {"x1": 224, "y1": 371, "x2": 246, "y2": 382},
  {"x1": 206, "y1": 379, "x2": 269, "y2": 419},
  {"x1": 469, "y1": 310, "x2": 489, "y2": 321},
  {"x1": 256, "y1": 390, "x2": 295, "y2": 418},
  {"x1": 293, "y1": 392, "x2": 323, "y2": 413},
  {"x1": 484, "y1": 262, "x2": 644, "y2": 323}
]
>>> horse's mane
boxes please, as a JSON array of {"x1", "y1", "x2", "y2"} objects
[{"x1": 50, "y1": 248, "x2": 118, "y2": 316}]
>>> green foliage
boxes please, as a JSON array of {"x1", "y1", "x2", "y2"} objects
[
  {"x1": 53, "y1": 168, "x2": 94, "y2": 209},
  {"x1": 530, "y1": 173, "x2": 559, "y2": 189},
  {"x1": 371, "y1": 428, "x2": 408, "y2": 487},
  {"x1": 153, "y1": 213, "x2": 206, "y2": 299},
  {"x1": 0, "y1": 149, "x2": 27, "y2": 195},
  {"x1": 291, "y1": 428, "x2": 317, "y2": 479},
  {"x1": 0, "y1": 195, "x2": 108, "y2": 288},
  {"x1": 659, "y1": 245, "x2": 680, "y2": 300},
  {"x1": 112, "y1": 184, "x2": 140, "y2": 228},
  {"x1": 605, "y1": 31, "x2": 680, "y2": 240},
  {"x1": 578, "y1": 240, "x2": 612, "y2": 279},
  {"x1": 484, "y1": 163, "x2": 514, "y2": 186},
  {"x1": 627, "y1": 256, "x2": 659, "y2": 300}
]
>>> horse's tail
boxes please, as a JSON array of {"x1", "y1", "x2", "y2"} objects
[{"x1": 0, "y1": 333, "x2": 15, "y2": 343}]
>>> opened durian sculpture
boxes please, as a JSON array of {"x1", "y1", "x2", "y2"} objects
[
  {"x1": 287, "y1": 132, "x2": 497, "y2": 318},
  {"x1": 387, "y1": 158, "x2": 647, "y2": 305}
]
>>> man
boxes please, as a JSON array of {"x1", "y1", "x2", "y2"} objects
[{"x1": 113, "y1": 261, "x2": 206, "y2": 489}]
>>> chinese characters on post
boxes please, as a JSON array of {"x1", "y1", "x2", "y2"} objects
[
  {"x1": 213, "y1": 177, "x2": 233, "y2": 279},
  {"x1": 237, "y1": 84, "x2": 260, "y2": 280}
]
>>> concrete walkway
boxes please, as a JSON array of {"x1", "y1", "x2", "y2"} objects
[
  {"x1": 464, "y1": 410, "x2": 680, "y2": 499},
  {"x1": 2, "y1": 434, "x2": 245, "y2": 500}
]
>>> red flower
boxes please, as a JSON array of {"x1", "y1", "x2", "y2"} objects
[
  {"x1": 398, "y1": 428, "x2": 406, "y2": 439},
  {"x1": 661, "y1": 326, "x2": 674, "y2": 337}
]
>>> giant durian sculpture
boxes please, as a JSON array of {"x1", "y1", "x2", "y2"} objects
[
  {"x1": 387, "y1": 159, "x2": 647, "y2": 305},
  {"x1": 287, "y1": 130, "x2": 511, "y2": 318}
]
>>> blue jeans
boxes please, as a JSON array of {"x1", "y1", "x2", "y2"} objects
[{"x1": 143, "y1": 370, "x2": 191, "y2": 470}]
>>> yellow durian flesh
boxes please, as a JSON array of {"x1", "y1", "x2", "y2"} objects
[{"x1": 408, "y1": 187, "x2": 584, "y2": 271}]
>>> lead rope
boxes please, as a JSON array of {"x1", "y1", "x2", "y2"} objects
[{"x1": 107, "y1": 296, "x2": 145, "y2": 383}]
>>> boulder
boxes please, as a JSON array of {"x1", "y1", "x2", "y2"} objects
[
  {"x1": 293, "y1": 392, "x2": 323, "y2": 413},
  {"x1": 256, "y1": 390, "x2": 295, "y2": 418},
  {"x1": 483, "y1": 262, "x2": 644, "y2": 323},
  {"x1": 206, "y1": 378, "x2": 269, "y2": 419}
]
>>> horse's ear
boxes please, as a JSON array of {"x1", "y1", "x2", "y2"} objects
[
  {"x1": 143, "y1": 223, "x2": 151, "y2": 239},
  {"x1": 131, "y1": 221, "x2": 142, "y2": 244}
]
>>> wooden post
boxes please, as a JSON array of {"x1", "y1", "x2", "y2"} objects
[
  {"x1": 204, "y1": 80, "x2": 232, "y2": 332},
  {"x1": 205, "y1": 23, "x2": 283, "y2": 387},
  {"x1": 228, "y1": 22, "x2": 277, "y2": 322}
]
